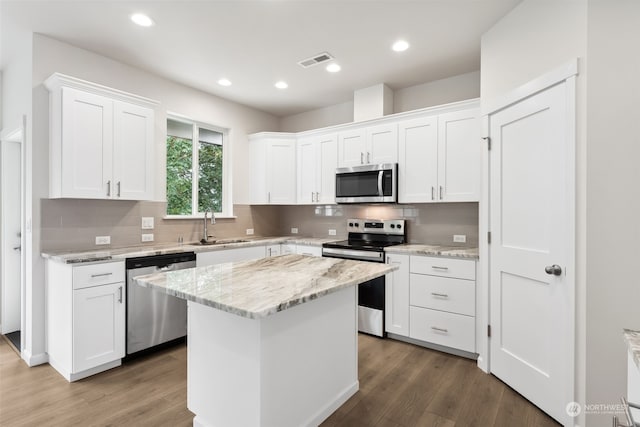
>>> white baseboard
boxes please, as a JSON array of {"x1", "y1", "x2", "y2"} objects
[
  {"x1": 306, "y1": 381, "x2": 359, "y2": 427},
  {"x1": 22, "y1": 349, "x2": 48, "y2": 366}
]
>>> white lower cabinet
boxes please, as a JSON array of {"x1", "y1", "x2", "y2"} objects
[
  {"x1": 385, "y1": 254, "x2": 409, "y2": 337},
  {"x1": 47, "y1": 260, "x2": 125, "y2": 382},
  {"x1": 281, "y1": 243, "x2": 296, "y2": 255},
  {"x1": 196, "y1": 246, "x2": 266, "y2": 266},
  {"x1": 265, "y1": 244, "x2": 281, "y2": 257},
  {"x1": 408, "y1": 255, "x2": 476, "y2": 354}
]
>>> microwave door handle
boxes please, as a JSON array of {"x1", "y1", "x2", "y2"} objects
[{"x1": 377, "y1": 170, "x2": 384, "y2": 196}]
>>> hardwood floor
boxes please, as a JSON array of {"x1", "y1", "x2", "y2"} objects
[{"x1": 0, "y1": 334, "x2": 560, "y2": 426}]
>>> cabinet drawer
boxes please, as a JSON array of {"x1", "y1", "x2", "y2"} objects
[
  {"x1": 410, "y1": 256, "x2": 475, "y2": 280},
  {"x1": 73, "y1": 261, "x2": 125, "y2": 289},
  {"x1": 410, "y1": 274, "x2": 475, "y2": 316},
  {"x1": 409, "y1": 306, "x2": 475, "y2": 353}
]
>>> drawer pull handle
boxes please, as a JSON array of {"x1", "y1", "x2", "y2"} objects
[
  {"x1": 91, "y1": 272, "x2": 113, "y2": 278},
  {"x1": 431, "y1": 266, "x2": 449, "y2": 271},
  {"x1": 431, "y1": 326, "x2": 448, "y2": 333},
  {"x1": 431, "y1": 292, "x2": 449, "y2": 298}
]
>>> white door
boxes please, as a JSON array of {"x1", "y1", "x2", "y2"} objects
[
  {"x1": 317, "y1": 134, "x2": 337, "y2": 204},
  {"x1": 297, "y1": 137, "x2": 317, "y2": 204},
  {"x1": 1, "y1": 140, "x2": 22, "y2": 334},
  {"x1": 73, "y1": 282, "x2": 125, "y2": 372},
  {"x1": 489, "y1": 82, "x2": 573, "y2": 425},
  {"x1": 338, "y1": 128, "x2": 366, "y2": 167},
  {"x1": 366, "y1": 123, "x2": 398, "y2": 164},
  {"x1": 398, "y1": 116, "x2": 438, "y2": 203},
  {"x1": 61, "y1": 87, "x2": 113, "y2": 199},
  {"x1": 113, "y1": 101, "x2": 154, "y2": 200},
  {"x1": 267, "y1": 139, "x2": 296, "y2": 204},
  {"x1": 438, "y1": 108, "x2": 480, "y2": 202}
]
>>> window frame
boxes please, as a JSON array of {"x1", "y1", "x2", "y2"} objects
[{"x1": 165, "y1": 113, "x2": 233, "y2": 219}]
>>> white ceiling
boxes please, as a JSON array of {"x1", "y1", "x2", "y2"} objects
[{"x1": 2, "y1": 0, "x2": 522, "y2": 117}]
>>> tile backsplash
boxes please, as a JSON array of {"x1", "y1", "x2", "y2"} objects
[{"x1": 41, "y1": 200, "x2": 478, "y2": 252}]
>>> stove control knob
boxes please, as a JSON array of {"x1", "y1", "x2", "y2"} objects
[
  {"x1": 397, "y1": 224, "x2": 402, "y2": 229},
  {"x1": 348, "y1": 222, "x2": 353, "y2": 227},
  {"x1": 354, "y1": 223, "x2": 359, "y2": 227},
  {"x1": 390, "y1": 224, "x2": 396, "y2": 229}
]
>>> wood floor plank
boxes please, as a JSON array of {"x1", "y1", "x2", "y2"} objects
[{"x1": 0, "y1": 333, "x2": 561, "y2": 427}]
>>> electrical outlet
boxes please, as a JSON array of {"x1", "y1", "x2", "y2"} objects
[
  {"x1": 328, "y1": 229, "x2": 337, "y2": 236},
  {"x1": 246, "y1": 229, "x2": 254, "y2": 235},
  {"x1": 141, "y1": 217, "x2": 154, "y2": 229},
  {"x1": 291, "y1": 228, "x2": 298, "y2": 234},
  {"x1": 453, "y1": 234, "x2": 467, "y2": 243},
  {"x1": 141, "y1": 233, "x2": 154, "y2": 242},
  {"x1": 95, "y1": 236, "x2": 111, "y2": 245}
]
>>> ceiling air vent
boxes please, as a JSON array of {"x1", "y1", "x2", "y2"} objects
[{"x1": 298, "y1": 52, "x2": 334, "y2": 68}]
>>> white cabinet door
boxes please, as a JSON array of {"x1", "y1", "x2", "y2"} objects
[
  {"x1": 113, "y1": 101, "x2": 154, "y2": 201},
  {"x1": 317, "y1": 134, "x2": 338, "y2": 204},
  {"x1": 295, "y1": 245, "x2": 322, "y2": 257},
  {"x1": 267, "y1": 139, "x2": 296, "y2": 204},
  {"x1": 385, "y1": 253, "x2": 409, "y2": 337},
  {"x1": 297, "y1": 137, "x2": 317, "y2": 204},
  {"x1": 61, "y1": 87, "x2": 113, "y2": 199},
  {"x1": 281, "y1": 243, "x2": 296, "y2": 255},
  {"x1": 338, "y1": 128, "x2": 366, "y2": 167},
  {"x1": 366, "y1": 123, "x2": 398, "y2": 164},
  {"x1": 250, "y1": 138, "x2": 268, "y2": 204},
  {"x1": 398, "y1": 116, "x2": 438, "y2": 203},
  {"x1": 437, "y1": 108, "x2": 480, "y2": 202},
  {"x1": 73, "y1": 282, "x2": 125, "y2": 373},
  {"x1": 265, "y1": 244, "x2": 281, "y2": 257}
]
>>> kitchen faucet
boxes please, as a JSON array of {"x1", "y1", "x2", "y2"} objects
[{"x1": 202, "y1": 208, "x2": 216, "y2": 243}]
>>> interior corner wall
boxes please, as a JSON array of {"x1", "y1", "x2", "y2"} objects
[
  {"x1": 480, "y1": 0, "x2": 588, "y2": 425},
  {"x1": 29, "y1": 33, "x2": 280, "y2": 364},
  {"x1": 393, "y1": 70, "x2": 480, "y2": 114},
  {"x1": 586, "y1": 2, "x2": 640, "y2": 427}
]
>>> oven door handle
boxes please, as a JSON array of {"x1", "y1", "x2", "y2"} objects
[
  {"x1": 377, "y1": 170, "x2": 384, "y2": 197},
  {"x1": 322, "y1": 247, "x2": 384, "y2": 262}
]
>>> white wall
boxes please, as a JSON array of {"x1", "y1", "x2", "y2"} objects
[
  {"x1": 26, "y1": 33, "x2": 280, "y2": 363},
  {"x1": 393, "y1": 70, "x2": 480, "y2": 114},
  {"x1": 279, "y1": 71, "x2": 480, "y2": 132},
  {"x1": 585, "y1": 2, "x2": 640, "y2": 426},
  {"x1": 280, "y1": 100, "x2": 354, "y2": 132},
  {"x1": 481, "y1": 0, "x2": 589, "y2": 425}
]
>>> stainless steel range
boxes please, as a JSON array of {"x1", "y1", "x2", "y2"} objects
[{"x1": 322, "y1": 219, "x2": 406, "y2": 337}]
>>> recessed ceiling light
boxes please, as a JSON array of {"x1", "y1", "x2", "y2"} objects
[
  {"x1": 326, "y1": 63, "x2": 341, "y2": 73},
  {"x1": 131, "y1": 13, "x2": 154, "y2": 27},
  {"x1": 275, "y1": 81, "x2": 288, "y2": 89},
  {"x1": 392, "y1": 40, "x2": 410, "y2": 52},
  {"x1": 218, "y1": 78, "x2": 232, "y2": 87}
]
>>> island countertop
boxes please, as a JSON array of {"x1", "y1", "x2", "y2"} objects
[{"x1": 135, "y1": 254, "x2": 397, "y2": 319}]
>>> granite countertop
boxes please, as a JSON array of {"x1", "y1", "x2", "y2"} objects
[
  {"x1": 385, "y1": 244, "x2": 479, "y2": 259},
  {"x1": 624, "y1": 329, "x2": 640, "y2": 371},
  {"x1": 41, "y1": 236, "x2": 338, "y2": 264},
  {"x1": 135, "y1": 254, "x2": 397, "y2": 319}
]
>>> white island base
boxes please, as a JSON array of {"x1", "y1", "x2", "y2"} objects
[{"x1": 187, "y1": 286, "x2": 358, "y2": 427}]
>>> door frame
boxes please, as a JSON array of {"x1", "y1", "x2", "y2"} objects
[
  {"x1": 478, "y1": 59, "x2": 578, "y2": 417},
  {"x1": 0, "y1": 116, "x2": 27, "y2": 355}
]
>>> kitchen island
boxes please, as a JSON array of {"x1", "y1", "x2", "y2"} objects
[{"x1": 135, "y1": 254, "x2": 396, "y2": 427}]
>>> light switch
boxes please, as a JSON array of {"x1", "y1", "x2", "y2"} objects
[{"x1": 141, "y1": 217, "x2": 154, "y2": 229}]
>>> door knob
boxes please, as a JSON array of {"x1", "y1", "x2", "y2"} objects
[{"x1": 545, "y1": 264, "x2": 562, "y2": 276}]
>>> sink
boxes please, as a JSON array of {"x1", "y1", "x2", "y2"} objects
[{"x1": 195, "y1": 239, "x2": 250, "y2": 246}]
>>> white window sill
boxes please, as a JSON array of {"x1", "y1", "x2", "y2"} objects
[{"x1": 163, "y1": 214, "x2": 237, "y2": 220}]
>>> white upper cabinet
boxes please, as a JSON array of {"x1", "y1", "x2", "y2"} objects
[
  {"x1": 297, "y1": 133, "x2": 338, "y2": 204},
  {"x1": 46, "y1": 73, "x2": 157, "y2": 201},
  {"x1": 398, "y1": 102, "x2": 480, "y2": 203},
  {"x1": 398, "y1": 116, "x2": 438, "y2": 203},
  {"x1": 338, "y1": 123, "x2": 398, "y2": 167},
  {"x1": 437, "y1": 108, "x2": 481, "y2": 202},
  {"x1": 250, "y1": 134, "x2": 297, "y2": 204}
]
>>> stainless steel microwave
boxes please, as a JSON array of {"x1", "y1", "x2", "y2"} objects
[{"x1": 335, "y1": 163, "x2": 397, "y2": 203}]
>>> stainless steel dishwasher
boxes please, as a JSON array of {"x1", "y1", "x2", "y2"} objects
[{"x1": 125, "y1": 252, "x2": 196, "y2": 356}]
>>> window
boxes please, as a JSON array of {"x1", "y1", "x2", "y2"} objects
[{"x1": 166, "y1": 116, "x2": 229, "y2": 217}]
